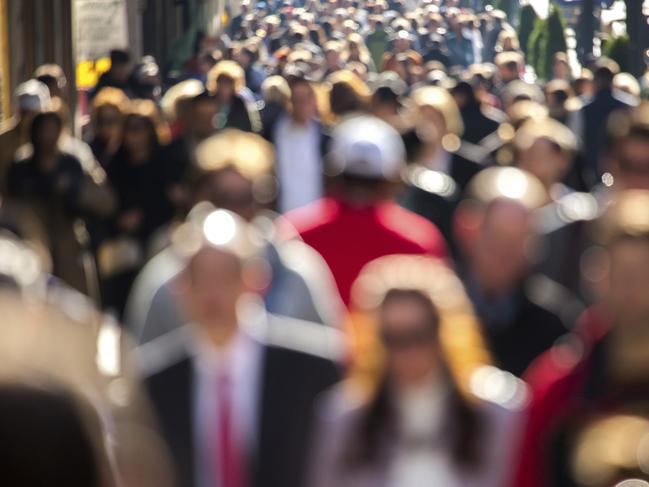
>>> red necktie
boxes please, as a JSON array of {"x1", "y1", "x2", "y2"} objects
[{"x1": 217, "y1": 371, "x2": 247, "y2": 487}]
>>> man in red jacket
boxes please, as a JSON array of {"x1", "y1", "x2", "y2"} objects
[
  {"x1": 284, "y1": 114, "x2": 448, "y2": 306},
  {"x1": 514, "y1": 190, "x2": 649, "y2": 487}
]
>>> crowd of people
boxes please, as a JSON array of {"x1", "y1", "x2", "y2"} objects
[{"x1": 1, "y1": 0, "x2": 649, "y2": 486}]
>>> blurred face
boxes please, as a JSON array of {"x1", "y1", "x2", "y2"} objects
[
  {"x1": 216, "y1": 76, "x2": 236, "y2": 103},
  {"x1": 95, "y1": 105, "x2": 122, "y2": 142},
  {"x1": 612, "y1": 137, "x2": 649, "y2": 190},
  {"x1": 183, "y1": 247, "x2": 244, "y2": 330},
  {"x1": 470, "y1": 201, "x2": 535, "y2": 295},
  {"x1": 517, "y1": 138, "x2": 569, "y2": 189},
  {"x1": 380, "y1": 295, "x2": 439, "y2": 388},
  {"x1": 606, "y1": 240, "x2": 649, "y2": 324},
  {"x1": 417, "y1": 105, "x2": 447, "y2": 145},
  {"x1": 325, "y1": 49, "x2": 340, "y2": 67},
  {"x1": 194, "y1": 169, "x2": 256, "y2": 221},
  {"x1": 187, "y1": 99, "x2": 218, "y2": 139},
  {"x1": 553, "y1": 60, "x2": 569, "y2": 80},
  {"x1": 291, "y1": 82, "x2": 317, "y2": 124},
  {"x1": 35, "y1": 117, "x2": 62, "y2": 151},
  {"x1": 123, "y1": 116, "x2": 151, "y2": 153},
  {"x1": 112, "y1": 62, "x2": 133, "y2": 84}
]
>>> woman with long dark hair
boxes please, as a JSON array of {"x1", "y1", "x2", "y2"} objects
[
  {"x1": 308, "y1": 255, "x2": 525, "y2": 487},
  {"x1": 102, "y1": 99, "x2": 173, "y2": 315}
]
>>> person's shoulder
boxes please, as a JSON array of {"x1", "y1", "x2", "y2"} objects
[
  {"x1": 136, "y1": 326, "x2": 193, "y2": 380},
  {"x1": 264, "y1": 312, "x2": 346, "y2": 364},
  {"x1": 523, "y1": 273, "x2": 586, "y2": 331},
  {"x1": 282, "y1": 198, "x2": 340, "y2": 235},
  {"x1": 377, "y1": 201, "x2": 448, "y2": 255},
  {"x1": 0, "y1": 118, "x2": 19, "y2": 136}
]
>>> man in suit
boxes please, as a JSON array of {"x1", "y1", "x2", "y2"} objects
[
  {"x1": 569, "y1": 58, "x2": 637, "y2": 189},
  {"x1": 140, "y1": 207, "x2": 342, "y2": 487},
  {"x1": 454, "y1": 167, "x2": 571, "y2": 377}
]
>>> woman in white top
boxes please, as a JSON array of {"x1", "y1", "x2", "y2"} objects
[{"x1": 307, "y1": 255, "x2": 526, "y2": 487}]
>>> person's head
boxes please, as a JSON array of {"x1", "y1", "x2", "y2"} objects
[
  {"x1": 613, "y1": 72, "x2": 641, "y2": 101},
  {"x1": 15, "y1": 79, "x2": 50, "y2": 119},
  {"x1": 495, "y1": 30, "x2": 519, "y2": 53},
  {"x1": 108, "y1": 49, "x2": 133, "y2": 84},
  {"x1": 119, "y1": 99, "x2": 165, "y2": 157},
  {"x1": 455, "y1": 167, "x2": 548, "y2": 295},
  {"x1": 194, "y1": 130, "x2": 275, "y2": 220},
  {"x1": 552, "y1": 52, "x2": 571, "y2": 80},
  {"x1": 495, "y1": 51, "x2": 522, "y2": 84},
  {"x1": 514, "y1": 117, "x2": 577, "y2": 190},
  {"x1": 410, "y1": 85, "x2": 464, "y2": 148},
  {"x1": 0, "y1": 383, "x2": 103, "y2": 487},
  {"x1": 324, "y1": 41, "x2": 342, "y2": 68},
  {"x1": 261, "y1": 75, "x2": 291, "y2": 110},
  {"x1": 605, "y1": 103, "x2": 649, "y2": 190},
  {"x1": 207, "y1": 60, "x2": 245, "y2": 103},
  {"x1": 175, "y1": 207, "x2": 267, "y2": 344},
  {"x1": 596, "y1": 191, "x2": 649, "y2": 324},
  {"x1": 29, "y1": 110, "x2": 63, "y2": 153},
  {"x1": 593, "y1": 58, "x2": 620, "y2": 92},
  {"x1": 326, "y1": 115, "x2": 405, "y2": 204},
  {"x1": 185, "y1": 92, "x2": 219, "y2": 140},
  {"x1": 394, "y1": 29, "x2": 412, "y2": 52},
  {"x1": 91, "y1": 87, "x2": 129, "y2": 145},
  {"x1": 371, "y1": 72, "x2": 406, "y2": 118},
  {"x1": 351, "y1": 255, "x2": 490, "y2": 392},
  {"x1": 573, "y1": 69, "x2": 594, "y2": 97},
  {"x1": 327, "y1": 70, "x2": 371, "y2": 117},
  {"x1": 289, "y1": 76, "x2": 318, "y2": 124},
  {"x1": 450, "y1": 80, "x2": 478, "y2": 109},
  {"x1": 33, "y1": 64, "x2": 67, "y2": 99}
]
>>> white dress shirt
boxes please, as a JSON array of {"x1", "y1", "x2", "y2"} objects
[
  {"x1": 191, "y1": 327, "x2": 263, "y2": 487},
  {"x1": 274, "y1": 116, "x2": 323, "y2": 213}
]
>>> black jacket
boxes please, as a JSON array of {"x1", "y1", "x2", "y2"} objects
[{"x1": 144, "y1": 317, "x2": 342, "y2": 487}]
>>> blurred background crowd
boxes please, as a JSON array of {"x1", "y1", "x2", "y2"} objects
[{"x1": 2, "y1": 0, "x2": 649, "y2": 486}]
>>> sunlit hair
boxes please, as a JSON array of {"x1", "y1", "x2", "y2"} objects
[
  {"x1": 597, "y1": 190, "x2": 649, "y2": 246},
  {"x1": 261, "y1": 75, "x2": 291, "y2": 109},
  {"x1": 207, "y1": 60, "x2": 246, "y2": 94},
  {"x1": 159, "y1": 79, "x2": 204, "y2": 121},
  {"x1": 195, "y1": 129, "x2": 274, "y2": 181},
  {"x1": 91, "y1": 87, "x2": 130, "y2": 115},
  {"x1": 495, "y1": 29, "x2": 520, "y2": 53},
  {"x1": 121, "y1": 98, "x2": 170, "y2": 146},
  {"x1": 410, "y1": 85, "x2": 464, "y2": 136},
  {"x1": 614, "y1": 72, "x2": 641, "y2": 99},
  {"x1": 514, "y1": 117, "x2": 578, "y2": 155},
  {"x1": 344, "y1": 32, "x2": 373, "y2": 68},
  {"x1": 348, "y1": 255, "x2": 491, "y2": 398},
  {"x1": 325, "y1": 69, "x2": 371, "y2": 120},
  {"x1": 465, "y1": 166, "x2": 549, "y2": 210}
]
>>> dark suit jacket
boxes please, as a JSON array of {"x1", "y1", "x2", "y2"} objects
[
  {"x1": 580, "y1": 88, "x2": 634, "y2": 187},
  {"x1": 144, "y1": 318, "x2": 342, "y2": 487}
]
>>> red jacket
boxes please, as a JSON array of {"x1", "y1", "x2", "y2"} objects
[
  {"x1": 285, "y1": 197, "x2": 448, "y2": 305},
  {"x1": 513, "y1": 305, "x2": 614, "y2": 487}
]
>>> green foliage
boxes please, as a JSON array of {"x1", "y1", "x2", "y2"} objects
[
  {"x1": 526, "y1": 2, "x2": 568, "y2": 81},
  {"x1": 603, "y1": 35, "x2": 631, "y2": 73},
  {"x1": 541, "y1": 2, "x2": 568, "y2": 79},
  {"x1": 517, "y1": 4, "x2": 538, "y2": 57},
  {"x1": 527, "y1": 17, "x2": 546, "y2": 76}
]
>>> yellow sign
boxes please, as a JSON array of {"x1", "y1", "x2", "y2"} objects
[{"x1": 76, "y1": 57, "x2": 111, "y2": 89}]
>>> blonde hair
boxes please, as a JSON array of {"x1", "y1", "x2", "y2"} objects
[
  {"x1": 411, "y1": 85, "x2": 464, "y2": 136},
  {"x1": 261, "y1": 76, "x2": 291, "y2": 108},
  {"x1": 614, "y1": 72, "x2": 641, "y2": 99},
  {"x1": 207, "y1": 60, "x2": 246, "y2": 94},
  {"x1": 195, "y1": 129, "x2": 274, "y2": 182},
  {"x1": 348, "y1": 255, "x2": 491, "y2": 398}
]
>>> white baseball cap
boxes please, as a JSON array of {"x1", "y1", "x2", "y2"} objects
[
  {"x1": 15, "y1": 79, "x2": 51, "y2": 113},
  {"x1": 328, "y1": 115, "x2": 406, "y2": 181}
]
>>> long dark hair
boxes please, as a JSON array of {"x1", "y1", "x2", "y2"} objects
[{"x1": 347, "y1": 289, "x2": 483, "y2": 471}]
